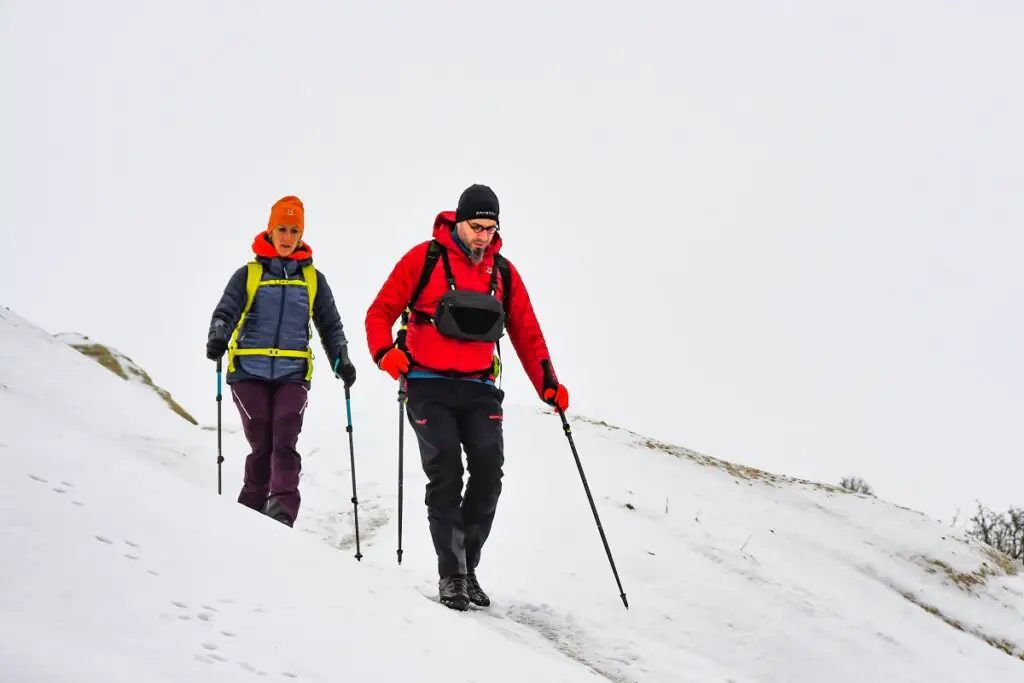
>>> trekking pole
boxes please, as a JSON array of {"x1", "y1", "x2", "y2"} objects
[
  {"x1": 397, "y1": 375, "x2": 407, "y2": 565},
  {"x1": 344, "y1": 386, "x2": 362, "y2": 561},
  {"x1": 556, "y1": 406, "x2": 629, "y2": 609},
  {"x1": 216, "y1": 357, "x2": 224, "y2": 495}
]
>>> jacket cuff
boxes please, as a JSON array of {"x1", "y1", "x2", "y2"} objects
[
  {"x1": 540, "y1": 359, "x2": 557, "y2": 389},
  {"x1": 335, "y1": 344, "x2": 351, "y2": 366},
  {"x1": 373, "y1": 346, "x2": 392, "y2": 366},
  {"x1": 209, "y1": 319, "x2": 229, "y2": 342}
]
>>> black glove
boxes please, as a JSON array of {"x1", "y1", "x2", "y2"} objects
[
  {"x1": 333, "y1": 348, "x2": 357, "y2": 388},
  {"x1": 206, "y1": 336, "x2": 228, "y2": 360}
]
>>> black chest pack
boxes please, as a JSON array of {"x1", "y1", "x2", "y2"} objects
[
  {"x1": 396, "y1": 239, "x2": 512, "y2": 378},
  {"x1": 402, "y1": 239, "x2": 511, "y2": 341}
]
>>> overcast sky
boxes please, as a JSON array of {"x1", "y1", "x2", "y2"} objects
[{"x1": 2, "y1": 1, "x2": 1022, "y2": 524}]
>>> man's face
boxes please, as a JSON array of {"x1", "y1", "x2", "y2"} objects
[{"x1": 456, "y1": 219, "x2": 498, "y2": 263}]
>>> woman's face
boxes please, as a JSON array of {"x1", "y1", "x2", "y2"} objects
[{"x1": 270, "y1": 224, "x2": 301, "y2": 257}]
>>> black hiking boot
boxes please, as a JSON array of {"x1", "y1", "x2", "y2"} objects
[
  {"x1": 263, "y1": 498, "x2": 294, "y2": 527},
  {"x1": 466, "y1": 571, "x2": 490, "y2": 607},
  {"x1": 438, "y1": 575, "x2": 470, "y2": 611}
]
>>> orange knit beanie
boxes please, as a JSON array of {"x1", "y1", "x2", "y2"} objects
[{"x1": 268, "y1": 196, "x2": 305, "y2": 235}]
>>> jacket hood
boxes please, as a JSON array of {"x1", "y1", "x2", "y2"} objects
[{"x1": 251, "y1": 231, "x2": 314, "y2": 263}]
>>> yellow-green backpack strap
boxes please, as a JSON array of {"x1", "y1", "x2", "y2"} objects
[
  {"x1": 302, "y1": 264, "x2": 318, "y2": 381},
  {"x1": 227, "y1": 261, "x2": 263, "y2": 372},
  {"x1": 302, "y1": 264, "x2": 318, "y2": 319},
  {"x1": 244, "y1": 261, "x2": 262, "y2": 315}
]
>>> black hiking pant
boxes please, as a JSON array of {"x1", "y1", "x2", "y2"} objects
[{"x1": 405, "y1": 378, "x2": 505, "y2": 578}]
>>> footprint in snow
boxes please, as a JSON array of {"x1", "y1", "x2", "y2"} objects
[
  {"x1": 28, "y1": 474, "x2": 48, "y2": 483},
  {"x1": 117, "y1": 539, "x2": 146, "y2": 564},
  {"x1": 499, "y1": 601, "x2": 635, "y2": 683},
  {"x1": 95, "y1": 540, "x2": 146, "y2": 565},
  {"x1": 194, "y1": 652, "x2": 226, "y2": 665},
  {"x1": 238, "y1": 662, "x2": 267, "y2": 676}
]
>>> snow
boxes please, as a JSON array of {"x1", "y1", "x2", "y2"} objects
[{"x1": 2, "y1": 302, "x2": 1023, "y2": 682}]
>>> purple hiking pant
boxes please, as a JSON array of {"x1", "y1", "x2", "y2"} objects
[{"x1": 230, "y1": 380, "x2": 308, "y2": 526}]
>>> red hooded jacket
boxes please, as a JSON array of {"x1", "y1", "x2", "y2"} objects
[{"x1": 365, "y1": 211, "x2": 558, "y2": 398}]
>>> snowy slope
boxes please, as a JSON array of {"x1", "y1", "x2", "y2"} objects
[
  {"x1": 2, "y1": 303, "x2": 1023, "y2": 682},
  {"x1": 0, "y1": 307, "x2": 606, "y2": 682}
]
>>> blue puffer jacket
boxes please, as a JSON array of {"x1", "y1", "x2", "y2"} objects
[{"x1": 208, "y1": 234, "x2": 348, "y2": 386}]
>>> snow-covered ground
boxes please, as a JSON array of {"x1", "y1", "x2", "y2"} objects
[{"x1": 2, "y1": 303, "x2": 1023, "y2": 682}]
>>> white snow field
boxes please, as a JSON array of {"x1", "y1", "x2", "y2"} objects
[{"x1": 1, "y1": 303, "x2": 1022, "y2": 682}]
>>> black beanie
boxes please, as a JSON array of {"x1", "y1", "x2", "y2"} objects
[{"x1": 455, "y1": 184, "x2": 500, "y2": 224}]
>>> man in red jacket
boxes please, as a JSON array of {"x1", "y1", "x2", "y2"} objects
[{"x1": 365, "y1": 184, "x2": 569, "y2": 610}]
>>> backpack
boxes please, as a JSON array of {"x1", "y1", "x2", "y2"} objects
[
  {"x1": 397, "y1": 239, "x2": 512, "y2": 381},
  {"x1": 227, "y1": 260, "x2": 319, "y2": 381}
]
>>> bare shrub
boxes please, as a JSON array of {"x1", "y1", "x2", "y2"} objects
[
  {"x1": 839, "y1": 476, "x2": 875, "y2": 496},
  {"x1": 967, "y1": 502, "x2": 1024, "y2": 562}
]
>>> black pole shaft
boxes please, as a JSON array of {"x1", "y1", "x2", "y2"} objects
[
  {"x1": 216, "y1": 358, "x2": 224, "y2": 495},
  {"x1": 345, "y1": 387, "x2": 362, "y2": 561},
  {"x1": 557, "y1": 407, "x2": 628, "y2": 609},
  {"x1": 397, "y1": 377, "x2": 406, "y2": 565}
]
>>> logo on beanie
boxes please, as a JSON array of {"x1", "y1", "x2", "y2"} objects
[{"x1": 455, "y1": 184, "x2": 500, "y2": 223}]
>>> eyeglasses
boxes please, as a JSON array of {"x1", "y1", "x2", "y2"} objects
[{"x1": 467, "y1": 222, "x2": 499, "y2": 235}]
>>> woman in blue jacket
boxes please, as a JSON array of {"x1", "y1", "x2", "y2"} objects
[{"x1": 205, "y1": 195, "x2": 356, "y2": 526}]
